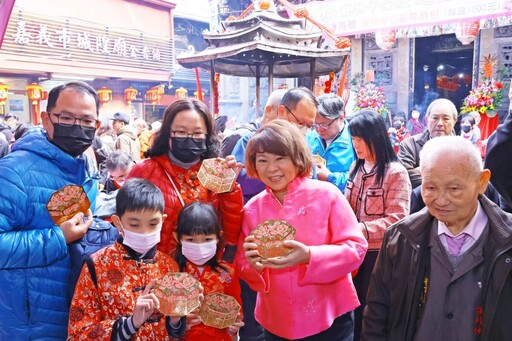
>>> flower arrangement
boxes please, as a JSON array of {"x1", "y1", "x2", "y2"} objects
[
  {"x1": 461, "y1": 54, "x2": 509, "y2": 118},
  {"x1": 350, "y1": 72, "x2": 390, "y2": 119},
  {"x1": 460, "y1": 78, "x2": 505, "y2": 117}
]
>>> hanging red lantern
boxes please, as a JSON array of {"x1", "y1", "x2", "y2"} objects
[
  {"x1": 375, "y1": 30, "x2": 397, "y2": 51},
  {"x1": 26, "y1": 83, "x2": 46, "y2": 124},
  {"x1": 0, "y1": 82, "x2": 9, "y2": 115},
  {"x1": 455, "y1": 21, "x2": 480, "y2": 45},
  {"x1": 124, "y1": 87, "x2": 138, "y2": 105},
  {"x1": 97, "y1": 87, "x2": 112, "y2": 105},
  {"x1": 213, "y1": 73, "x2": 220, "y2": 116},
  {"x1": 145, "y1": 86, "x2": 162, "y2": 106}
]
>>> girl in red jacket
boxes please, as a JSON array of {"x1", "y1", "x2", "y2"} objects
[{"x1": 175, "y1": 202, "x2": 244, "y2": 341}]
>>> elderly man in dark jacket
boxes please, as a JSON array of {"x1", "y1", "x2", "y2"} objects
[{"x1": 362, "y1": 136, "x2": 512, "y2": 341}]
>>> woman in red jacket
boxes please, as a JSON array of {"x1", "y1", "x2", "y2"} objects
[{"x1": 128, "y1": 98, "x2": 243, "y2": 258}]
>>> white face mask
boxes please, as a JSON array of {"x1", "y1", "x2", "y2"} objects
[
  {"x1": 122, "y1": 226, "x2": 161, "y2": 255},
  {"x1": 181, "y1": 240, "x2": 218, "y2": 266},
  {"x1": 411, "y1": 111, "x2": 420, "y2": 119}
]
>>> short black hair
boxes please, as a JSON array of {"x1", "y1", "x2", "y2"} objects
[
  {"x1": 175, "y1": 202, "x2": 226, "y2": 273},
  {"x1": 116, "y1": 178, "x2": 164, "y2": 217},
  {"x1": 14, "y1": 123, "x2": 33, "y2": 140},
  {"x1": 46, "y1": 81, "x2": 100, "y2": 114},
  {"x1": 5, "y1": 113, "x2": 18, "y2": 121}
]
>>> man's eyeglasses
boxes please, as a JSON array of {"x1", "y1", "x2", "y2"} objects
[
  {"x1": 283, "y1": 105, "x2": 315, "y2": 131},
  {"x1": 171, "y1": 131, "x2": 207, "y2": 142},
  {"x1": 315, "y1": 118, "x2": 338, "y2": 130},
  {"x1": 49, "y1": 112, "x2": 98, "y2": 130}
]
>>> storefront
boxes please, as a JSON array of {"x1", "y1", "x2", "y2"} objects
[{"x1": 0, "y1": 0, "x2": 176, "y2": 125}]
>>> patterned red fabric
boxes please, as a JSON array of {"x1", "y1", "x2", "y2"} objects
[
  {"x1": 182, "y1": 261, "x2": 242, "y2": 341},
  {"x1": 128, "y1": 155, "x2": 243, "y2": 255},
  {"x1": 68, "y1": 242, "x2": 180, "y2": 340}
]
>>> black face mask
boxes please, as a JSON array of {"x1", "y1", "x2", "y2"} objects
[
  {"x1": 461, "y1": 125, "x2": 471, "y2": 133},
  {"x1": 170, "y1": 137, "x2": 207, "y2": 163},
  {"x1": 51, "y1": 123, "x2": 96, "y2": 157}
]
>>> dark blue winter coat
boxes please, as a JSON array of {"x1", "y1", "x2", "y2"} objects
[{"x1": 0, "y1": 127, "x2": 98, "y2": 340}]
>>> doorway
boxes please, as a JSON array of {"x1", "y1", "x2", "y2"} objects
[{"x1": 414, "y1": 34, "x2": 474, "y2": 118}]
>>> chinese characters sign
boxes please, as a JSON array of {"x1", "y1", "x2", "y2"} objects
[
  {"x1": 301, "y1": 0, "x2": 510, "y2": 36},
  {"x1": 3, "y1": 7, "x2": 172, "y2": 72}
]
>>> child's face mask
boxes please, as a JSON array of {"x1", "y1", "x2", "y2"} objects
[
  {"x1": 181, "y1": 240, "x2": 218, "y2": 266},
  {"x1": 121, "y1": 223, "x2": 161, "y2": 254}
]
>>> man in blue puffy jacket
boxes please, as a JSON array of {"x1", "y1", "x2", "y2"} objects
[{"x1": 0, "y1": 81, "x2": 100, "y2": 339}]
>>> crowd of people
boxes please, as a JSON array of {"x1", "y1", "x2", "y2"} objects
[{"x1": 0, "y1": 80, "x2": 511, "y2": 341}]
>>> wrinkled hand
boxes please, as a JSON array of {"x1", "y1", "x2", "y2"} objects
[
  {"x1": 243, "y1": 235, "x2": 265, "y2": 272},
  {"x1": 220, "y1": 155, "x2": 244, "y2": 178},
  {"x1": 133, "y1": 280, "x2": 159, "y2": 329},
  {"x1": 263, "y1": 240, "x2": 311, "y2": 269},
  {"x1": 315, "y1": 163, "x2": 329, "y2": 181},
  {"x1": 227, "y1": 313, "x2": 244, "y2": 337},
  {"x1": 59, "y1": 209, "x2": 93, "y2": 243}
]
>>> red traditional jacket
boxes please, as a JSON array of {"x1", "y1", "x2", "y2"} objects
[
  {"x1": 128, "y1": 155, "x2": 244, "y2": 255},
  {"x1": 182, "y1": 261, "x2": 242, "y2": 341},
  {"x1": 68, "y1": 242, "x2": 180, "y2": 340}
]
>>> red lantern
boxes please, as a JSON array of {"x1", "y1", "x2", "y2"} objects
[
  {"x1": 124, "y1": 87, "x2": 138, "y2": 105},
  {"x1": 455, "y1": 21, "x2": 480, "y2": 45},
  {"x1": 0, "y1": 82, "x2": 8, "y2": 115},
  {"x1": 97, "y1": 87, "x2": 112, "y2": 105},
  {"x1": 375, "y1": 30, "x2": 397, "y2": 51},
  {"x1": 145, "y1": 86, "x2": 162, "y2": 106},
  {"x1": 26, "y1": 83, "x2": 46, "y2": 124}
]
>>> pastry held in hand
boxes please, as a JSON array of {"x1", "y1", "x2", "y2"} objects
[
  {"x1": 250, "y1": 219, "x2": 296, "y2": 260},
  {"x1": 154, "y1": 272, "x2": 201, "y2": 316},
  {"x1": 46, "y1": 185, "x2": 91, "y2": 225},
  {"x1": 198, "y1": 158, "x2": 236, "y2": 193},
  {"x1": 313, "y1": 154, "x2": 326, "y2": 167},
  {"x1": 199, "y1": 293, "x2": 241, "y2": 329}
]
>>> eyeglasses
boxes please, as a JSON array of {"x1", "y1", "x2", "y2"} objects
[
  {"x1": 49, "y1": 112, "x2": 98, "y2": 130},
  {"x1": 315, "y1": 118, "x2": 338, "y2": 130},
  {"x1": 283, "y1": 105, "x2": 315, "y2": 131},
  {"x1": 171, "y1": 130, "x2": 207, "y2": 142}
]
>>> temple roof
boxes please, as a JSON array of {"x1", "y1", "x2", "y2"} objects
[{"x1": 177, "y1": 8, "x2": 347, "y2": 78}]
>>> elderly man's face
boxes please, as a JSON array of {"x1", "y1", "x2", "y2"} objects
[
  {"x1": 421, "y1": 152, "x2": 489, "y2": 234},
  {"x1": 426, "y1": 103, "x2": 456, "y2": 138}
]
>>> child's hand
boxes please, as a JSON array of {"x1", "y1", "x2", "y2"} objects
[
  {"x1": 185, "y1": 307, "x2": 202, "y2": 331},
  {"x1": 264, "y1": 240, "x2": 311, "y2": 269},
  {"x1": 227, "y1": 313, "x2": 245, "y2": 338},
  {"x1": 243, "y1": 235, "x2": 265, "y2": 272},
  {"x1": 133, "y1": 279, "x2": 160, "y2": 329},
  {"x1": 59, "y1": 209, "x2": 93, "y2": 243}
]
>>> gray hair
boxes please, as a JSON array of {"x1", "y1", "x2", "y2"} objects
[
  {"x1": 265, "y1": 89, "x2": 287, "y2": 109},
  {"x1": 106, "y1": 150, "x2": 134, "y2": 171},
  {"x1": 420, "y1": 136, "x2": 482, "y2": 175},
  {"x1": 317, "y1": 93, "x2": 344, "y2": 119},
  {"x1": 425, "y1": 98, "x2": 458, "y2": 120}
]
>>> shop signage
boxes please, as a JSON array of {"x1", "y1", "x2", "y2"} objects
[
  {"x1": 301, "y1": 0, "x2": 511, "y2": 36},
  {"x1": 2, "y1": 7, "x2": 173, "y2": 72}
]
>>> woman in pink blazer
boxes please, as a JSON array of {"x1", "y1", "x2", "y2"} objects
[{"x1": 236, "y1": 120, "x2": 368, "y2": 340}]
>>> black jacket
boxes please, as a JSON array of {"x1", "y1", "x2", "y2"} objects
[
  {"x1": 485, "y1": 110, "x2": 512, "y2": 208},
  {"x1": 362, "y1": 195, "x2": 512, "y2": 341}
]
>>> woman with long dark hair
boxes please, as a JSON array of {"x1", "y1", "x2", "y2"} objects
[
  {"x1": 127, "y1": 98, "x2": 243, "y2": 257},
  {"x1": 344, "y1": 109, "x2": 411, "y2": 340}
]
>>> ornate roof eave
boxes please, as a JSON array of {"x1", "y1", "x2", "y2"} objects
[
  {"x1": 177, "y1": 40, "x2": 348, "y2": 78},
  {"x1": 221, "y1": 10, "x2": 306, "y2": 30},
  {"x1": 203, "y1": 21, "x2": 322, "y2": 47}
]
